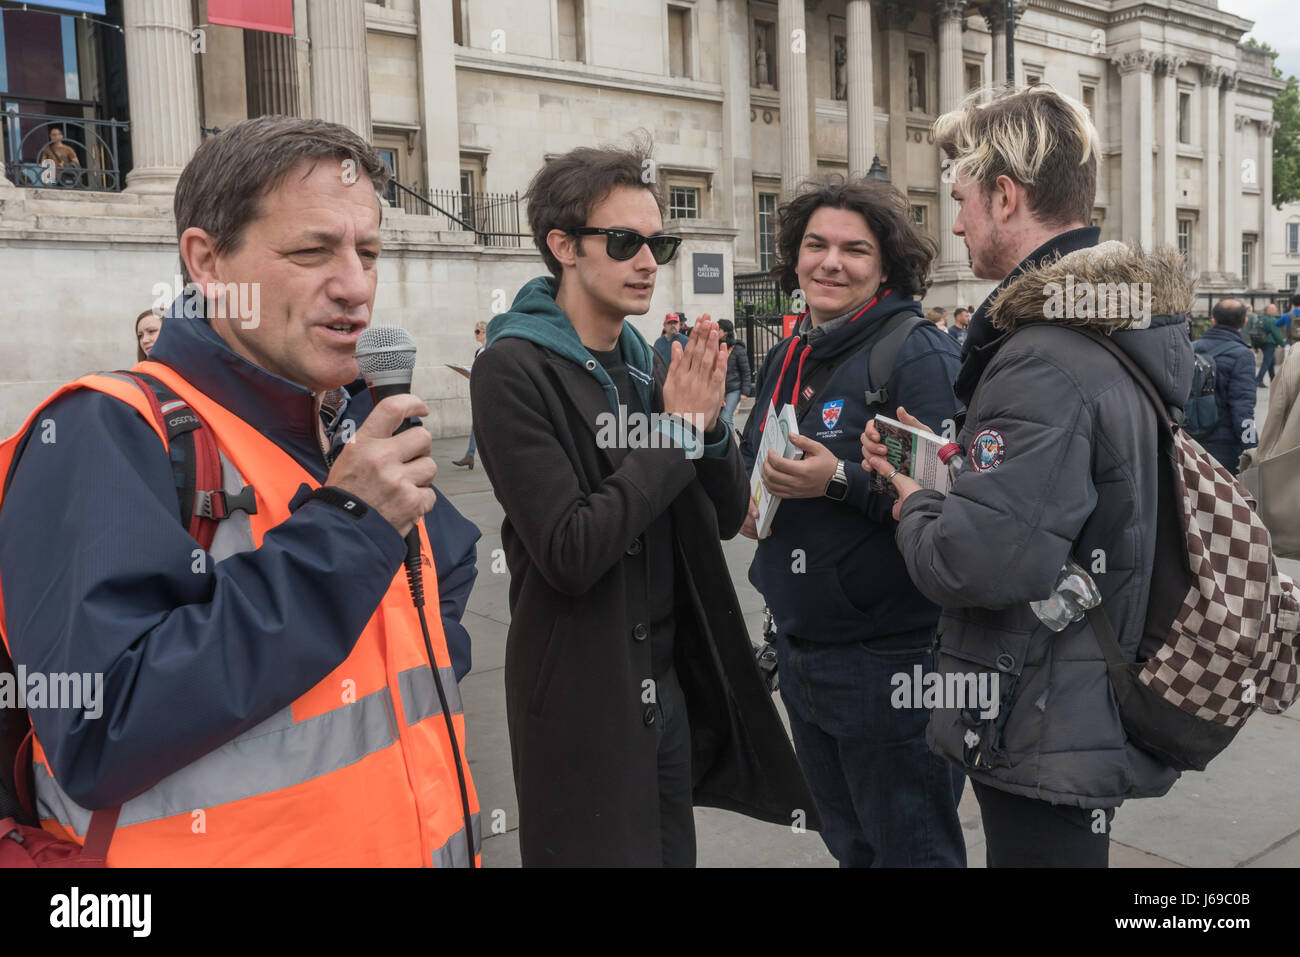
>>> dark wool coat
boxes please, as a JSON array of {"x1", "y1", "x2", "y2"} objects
[{"x1": 472, "y1": 337, "x2": 817, "y2": 866}]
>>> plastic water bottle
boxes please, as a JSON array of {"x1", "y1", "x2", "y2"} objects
[
  {"x1": 938, "y1": 442, "x2": 964, "y2": 484},
  {"x1": 1030, "y1": 558, "x2": 1103, "y2": 631}
]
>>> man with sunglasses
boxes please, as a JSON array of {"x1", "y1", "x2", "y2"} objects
[{"x1": 471, "y1": 143, "x2": 814, "y2": 867}]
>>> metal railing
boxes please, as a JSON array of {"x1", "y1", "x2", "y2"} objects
[
  {"x1": 389, "y1": 181, "x2": 529, "y2": 247},
  {"x1": 2, "y1": 107, "x2": 129, "y2": 192},
  {"x1": 734, "y1": 271, "x2": 800, "y2": 368}
]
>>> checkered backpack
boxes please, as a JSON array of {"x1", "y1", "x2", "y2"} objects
[{"x1": 1078, "y1": 328, "x2": 1299, "y2": 772}]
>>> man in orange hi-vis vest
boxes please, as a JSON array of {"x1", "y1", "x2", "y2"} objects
[{"x1": 0, "y1": 117, "x2": 480, "y2": 866}]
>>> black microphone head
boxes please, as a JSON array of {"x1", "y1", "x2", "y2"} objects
[{"x1": 355, "y1": 326, "x2": 416, "y2": 389}]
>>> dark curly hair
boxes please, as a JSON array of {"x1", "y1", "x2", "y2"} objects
[{"x1": 771, "y1": 177, "x2": 936, "y2": 299}]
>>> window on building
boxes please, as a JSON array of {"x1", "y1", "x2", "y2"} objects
[
  {"x1": 965, "y1": 62, "x2": 981, "y2": 94},
  {"x1": 669, "y1": 185, "x2": 700, "y2": 219},
  {"x1": 1242, "y1": 238, "x2": 1255, "y2": 286},
  {"x1": 1178, "y1": 218, "x2": 1192, "y2": 266},
  {"x1": 1178, "y1": 91, "x2": 1191, "y2": 145},
  {"x1": 1287, "y1": 273, "x2": 1300, "y2": 292},
  {"x1": 758, "y1": 192, "x2": 778, "y2": 272},
  {"x1": 1025, "y1": 72, "x2": 1042, "y2": 87},
  {"x1": 376, "y1": 148, "x2": 399, "y2": 206},
  {"x1": 557, "y1": 0, "x2": 585, "y2": 62},
  {"x1": 1081, "y1": 84, "x2": 1096, "y2": 120},
  {"x1": 1288, "y1": 222, "x2": 1300, "y2": 255},
  {"x1": 668, "y1": 4, "x2": 691, "y2": 78},
  {"x1": 911, "y1": 204, "x2": 926, "y2": 227}
]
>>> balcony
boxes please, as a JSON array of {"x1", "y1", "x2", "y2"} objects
[{"x1": 2, "y1": 108, "x2": 129, "y2": 193}]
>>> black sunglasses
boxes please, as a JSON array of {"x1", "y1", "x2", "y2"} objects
[{"x1": 568, "y1": 227, "x2": 682, "y2": 264}]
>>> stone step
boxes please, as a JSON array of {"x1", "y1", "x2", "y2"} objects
[
  {"x1": 31, "y1": 212, "x2": 175, "y2": 237},
  {"x1": 22, "y1": 195, "x2": 168, "y2": 220}
]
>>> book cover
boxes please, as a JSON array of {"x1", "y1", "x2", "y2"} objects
[
  {"x1": 749, "y1": 402, "x2": 804, "y2": 538},
  {"x1": 870, "y1": 413, "x2": 951, "y2": 495}
]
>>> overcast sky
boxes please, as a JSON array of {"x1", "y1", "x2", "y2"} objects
[{"x1": 1228, "y1": 0, "x2": 1300, "y2": 82}]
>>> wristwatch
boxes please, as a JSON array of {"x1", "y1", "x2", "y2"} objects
[{"x1": 824, "y1": 459, "x2": 849, "y2": 502}]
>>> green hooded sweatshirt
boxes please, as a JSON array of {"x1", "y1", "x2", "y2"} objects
[{"x1": 485, "y1": 275, "x2": 656, "y2": 415}]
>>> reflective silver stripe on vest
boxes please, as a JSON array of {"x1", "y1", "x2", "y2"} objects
[
  {"x1": 35, "y1": 686, "x2": 400, "y2": 833},
  {"x1": 431, "y1": 812, "x2": 482, "y2": 868},
  {"x1": 398, "y1": 665, "x2": 464, "y2": 727}
]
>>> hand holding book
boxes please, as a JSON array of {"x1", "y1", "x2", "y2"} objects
[{"x1": 861, "y1": 406, "x2": 930, "y2": 521}]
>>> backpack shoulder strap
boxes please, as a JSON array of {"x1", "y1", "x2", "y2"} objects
[
  {"x1": 114, "y1": 371, "x2": 224, "y2": 552},
  {"x1": 864, "y1": 312, "x2": 931, "y2": 407},
  {"x1": 1200, "y1": 340, "x2": 1238, "y2": 360},
  {"x1": 1058, "y1": 327, "x2": 1176, "y2": 431}
]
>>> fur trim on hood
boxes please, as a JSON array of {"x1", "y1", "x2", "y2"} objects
[{"x1": 988, "y1": 242, "x2": 1196, "y2": 335}]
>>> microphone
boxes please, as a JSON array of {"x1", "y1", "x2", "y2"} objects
[{"x1": 355, "y1": 325, "x2": 419, "y2": 434}]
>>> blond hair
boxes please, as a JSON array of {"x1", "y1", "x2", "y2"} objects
[{"x1": 933, "y1": 83, "x2": 1099, "y2": 226}]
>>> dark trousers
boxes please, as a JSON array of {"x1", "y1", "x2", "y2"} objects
[
  {"x1": 1257, "y1": 346, "x2": 1276, "y2": 385},
  {"x1": 653, "y1": 667, "x2": 696, "y2": 867},
  {"x1": 1201, "y1": 439, "x2": 1243, "y2": 476},
  {"x1": 776, "y1": 630, "x2": 966, "y2": 867},
  {"x1": 972, "y1": 779, "x2": 1115, "y2": 867}
]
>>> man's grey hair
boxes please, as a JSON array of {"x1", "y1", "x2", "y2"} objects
[{"x1": 174, "y1": 116, "x2": 390, "y2": 283}]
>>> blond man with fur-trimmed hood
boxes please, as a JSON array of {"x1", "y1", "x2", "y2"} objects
[{"x1": 862, "y1": 85, "x2": 1193, "y2": 868}]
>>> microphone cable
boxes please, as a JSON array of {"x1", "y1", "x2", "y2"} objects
[{"x1": 404, "y1": 528, "x2": 477, "y2": 869}]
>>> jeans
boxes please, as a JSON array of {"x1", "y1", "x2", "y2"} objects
[
  {"x1": 464, "y1": 430, "x2": 477, "y2": 457},
  {"x1": 776, "y1": 630, "x2": 967, "y2": 867},
  {"x1": 1257, "y1": 347, "x2": 1276, "y2": 385},
  {"x1": 972, "y1": 779, "x2": 1114, "y2": 867},
  {"x1": 720, "y1": 390, "x2": 742, "y2": 432}
]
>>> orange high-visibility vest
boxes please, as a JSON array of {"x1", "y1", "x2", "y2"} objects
[{"x1": 0, "y1": 361, "x2": 480, "y2": 867}]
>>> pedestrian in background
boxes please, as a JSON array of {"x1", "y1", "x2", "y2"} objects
[
  {"x1": 717, "y1": 318, "x2": 751, "y2": 431},
  {"x1": 1196, "y1": 299, "x2": 1257, "y2": 475},
  {"x1": 453, "y1": 320, "x2": 487, "y2": 469},
  {"x1": 653, "y1": 314, "x2": 689, "y2": 367}
]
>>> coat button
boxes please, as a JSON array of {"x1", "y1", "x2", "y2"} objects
[
  {"x1": 632, "y1": 623, "x2": 648, "y2": 641},
  {"x1": 995, "y1": 653, "x2": 1015, "y2": 672},
  {"x1": 626, "y1": 538, "x2": 642, "y2": 556},
  {"x1": 643, "y1": 707, "x2": 657, "y2": 726}
]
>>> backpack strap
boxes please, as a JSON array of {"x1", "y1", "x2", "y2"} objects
[
  {"x1": 864, "y1": 313, "x2": 930, "y2": 408},
  {"x1": 1199, "y1": 340, "x2": 1238, "y2": 361},
  {"x1": 116, "y1": 371, "x2": 235, "y2": 552}
]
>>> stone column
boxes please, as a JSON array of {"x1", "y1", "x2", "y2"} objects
[
  {"x1": 417, "y1": 0, "x2": 460, "y2": 196},
  {"x1": 1114, "y1": 51, "x2": 1156, "y2": 248},
  {"x1": 1221, "y1": 74, "x2": 1240, "y2": 283},
  {"x1": 1157, "y1": 55, "x2": 1186, "y2": 247},
  {"x1": 722, "y1": 0, "x2": 756, "y2": 267},
  {"x1": 245, "y1": 31, "x2": 301, "y2": 118},
  {"x1": 1259, "y1": 120, "x2": 1277, "y2": 285},
  {"x1": 122, "y1": 0, "x2": 202, "y2": 195},
  {"x1": 307, "y1": 0, "x2": 371, "y2": 140},
  {"x1": 983, "y1": 1, "x2": 1024, "y2": 88},
  {"x1": 846, "y1": 0, "x2": 876, "y2": 177},
  {"x1": 880, "y1": 2, "x2": 909, "y2": 185},
  {"x1": 1200, "y1": 65, "x2": 1225, "y2": 276},
  {"x1": 936, "y1": 0, "x2": 967, "y2": 272},
  {"x1": 778, "y1": 0, "x2": 810, "y2": 196}
]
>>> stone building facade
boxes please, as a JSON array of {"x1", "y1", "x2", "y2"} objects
[{"x1": 0, "y1": 0, "x2": 1285, "y2": 436}]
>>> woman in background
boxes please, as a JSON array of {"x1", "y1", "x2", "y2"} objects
[
  {"x1": 717, "y1": 318, "x2": 751, "y2": 432},
  {"x1": 136, "y1": 309, "x2": 162, "y2": 361}
]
